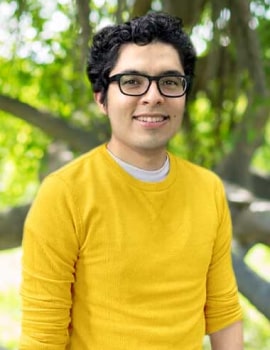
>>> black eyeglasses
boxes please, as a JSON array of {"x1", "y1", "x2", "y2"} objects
[{"x1": 108, "y1": 73, "x2": 189, "y2": 98}]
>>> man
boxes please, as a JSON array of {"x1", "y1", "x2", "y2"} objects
[{"x1": 20, "y1": 12, "x2": 243, "y2": 349}]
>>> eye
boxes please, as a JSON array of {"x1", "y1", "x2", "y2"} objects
[
  {"x1": 121, "y1": 75, "x2": 144, "y2": 86},
  {"x1": 161, "y1": 77, "x2": 181, "y2": 87}
]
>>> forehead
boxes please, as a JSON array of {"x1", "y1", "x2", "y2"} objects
[{"x1": 111, "y1": 42, "x2": 184, "y2": 75}]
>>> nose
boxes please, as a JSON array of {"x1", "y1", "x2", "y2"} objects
[{"x1": 140, "y1": 81, "x2": 165, "y2": 105}]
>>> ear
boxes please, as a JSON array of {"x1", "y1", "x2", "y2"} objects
[{"x1": 94, "y1": 92, "x2": 107, "y2": 114}]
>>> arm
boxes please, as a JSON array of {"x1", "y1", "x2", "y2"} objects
[
  {"x1": 210, "y1": 320, "x2": 243, "y2": 350},
  {"x1": 205, "y1": 178, "x2": 243, "y2": 335},
  {"x1": 20, "y1": 175, "x2": 80, "y2": 349}
]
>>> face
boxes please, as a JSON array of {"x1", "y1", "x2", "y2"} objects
[{"x1": 95, "y1": 42, "x2": 186, "y2": 166}]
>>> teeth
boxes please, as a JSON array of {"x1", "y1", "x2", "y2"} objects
[{"x1": 136, "y1": 116, "x2": 165, "y2": 122}]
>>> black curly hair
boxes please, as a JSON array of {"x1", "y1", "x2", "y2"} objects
[{"x1": 86, "y1": 12, "x2": 196, "y2": 104}]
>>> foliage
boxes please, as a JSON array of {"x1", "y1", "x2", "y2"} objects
[
  {"x1": 252, "y1": 120, "x2": 270, "y2": 173},
  {"x1": 0, "y1": 113, "x2": 48, "y2": 209}
]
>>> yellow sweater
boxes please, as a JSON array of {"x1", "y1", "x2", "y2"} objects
[{"x1": 20, "y1": 144, "x2": 242, "y2": 349}]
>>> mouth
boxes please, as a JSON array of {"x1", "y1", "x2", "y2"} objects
[{"x1": 133, "y1": 115, "x2": 170, "y2": 124}]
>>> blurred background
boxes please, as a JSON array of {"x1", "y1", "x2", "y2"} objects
[{"x1": 0, "y1": 0, "x2": 270, "y2": 348}]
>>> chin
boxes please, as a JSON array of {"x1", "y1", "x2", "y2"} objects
[{"x1": 134, "y1": 140, "x2": 169, "y2": 152}]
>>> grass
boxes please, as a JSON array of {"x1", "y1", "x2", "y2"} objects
[{"x1": 0, "y1": 245, "x2": 269, "y2": 349}]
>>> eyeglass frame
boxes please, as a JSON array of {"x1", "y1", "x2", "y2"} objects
[{"x1": 108, "y1": 72, "x2": 189, "y2": 98}]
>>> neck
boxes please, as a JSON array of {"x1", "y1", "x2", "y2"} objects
[{"x1": 107, "y1": 141, "x2": 168, "y2": 171}]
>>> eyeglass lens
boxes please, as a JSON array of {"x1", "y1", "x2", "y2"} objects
[{"x1": 119, "y1": 75, "x2": 186, "y2": 97}]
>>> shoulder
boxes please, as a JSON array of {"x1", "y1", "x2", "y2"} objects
[
  {"x1": 169, "y1": 153, "x2": 228, "y2": 218},
  {"x1": 170, "y1": 154, "x2": 230, "y2": 226},
  {"x1": 32, "y1": 145, "x2": 107, "y2": 203},
  {"x1": 44, "y1": 144, "x2": 107, "y2": 185},
  {"x1": 27, "y1": 145, "x2": 107, "y2": 219},
  {"x1": 170, "y1": 153, "x2": 223, "y2": 188},
  {"x1": 53, "y1": 144, "x2": 105, "y2": 175}
]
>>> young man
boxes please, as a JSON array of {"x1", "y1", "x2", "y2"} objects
[{"x1": 20, "y1": 12, "x2": 243, "y2": 349}]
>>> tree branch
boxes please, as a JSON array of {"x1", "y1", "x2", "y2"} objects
[
  {"x1": 233, "y1": 251, "x2": 270, "y2": 320},
  {"x1": 0, "y1": 94, "x2": 102, "y2": 153}
]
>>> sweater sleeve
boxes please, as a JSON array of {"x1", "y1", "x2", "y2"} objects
[
  {"x1": 20, "y1": 174, "x2": 81, "y2": 349},
  {"x1": 204, "y1": 177, "x2": 242, "y2": 334}
]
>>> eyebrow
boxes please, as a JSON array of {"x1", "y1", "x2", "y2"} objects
[{"x1": 116, "y1": 69, "x2": 185, "y2": 76}]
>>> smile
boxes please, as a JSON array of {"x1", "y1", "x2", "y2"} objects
[{"x1": 133, "y1": 115, "x2": 169, "y2": 123}]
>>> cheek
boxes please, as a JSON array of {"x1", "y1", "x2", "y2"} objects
[
  {"x1": 172, "y1": 101, "x2": 185, "y2": 120},
  {"x1": 107, "y1": 89, "x2": 134, "y2": 109}
]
